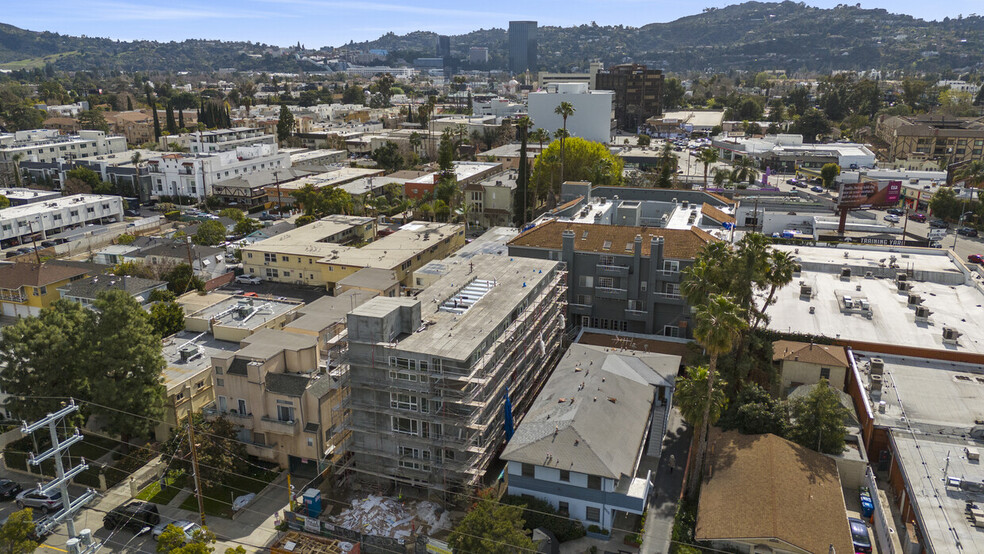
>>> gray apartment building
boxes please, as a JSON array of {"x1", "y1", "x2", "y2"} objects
[
  {"x1": 508, "y1": 220, "x2": 716, "y2": 337},
  {"x1": 344, "y1": 254, "x2": 566, "y2": 496}
]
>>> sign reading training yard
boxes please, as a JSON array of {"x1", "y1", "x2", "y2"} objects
[{"x1": 838, "y1": 180, "x2": 902, "y2": 209}]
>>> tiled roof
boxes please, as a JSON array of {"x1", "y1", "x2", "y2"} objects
[
  {"x1": 704, "y1": 191, "x2": 736, "y2": 206},
  {"x1": 700, "y1": 203, "x2": 735, "y2": 225},
  {"x1": 696, "y1": 429, "x2": 854, "y2": 554},
  {"x1": 772, "y1": 340, "x2": 849, "y2": 367},
  {"x1": 508, "y1": 220, "x2": 715, "y2": 259},
  {"x1": 0, "y1": 261, "x2": 94, "y2": 290}
]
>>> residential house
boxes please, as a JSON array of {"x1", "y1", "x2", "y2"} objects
[
  {"x1": 58, "y1": 274, "x2": 168, "y2": 308},
  {"x1": 773, "y1": 340, "x2": 850, "y2": 394},
  {"x1": 0, "y1": 261, "x2": 96, "y2": 317}
]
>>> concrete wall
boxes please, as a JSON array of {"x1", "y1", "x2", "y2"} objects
[{"x1": 528, "y1": 86, "x2": 614, "y2": 144}]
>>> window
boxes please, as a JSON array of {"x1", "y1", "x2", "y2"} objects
[
  {"x1": 195, "y1": 380, "x2": 205, "y2": 390},
  {"x1": 820, "y1": 367, "x2": 831, "y2": 380},
  {"x1": 264, "y1": 253, "x2": 276, "y2": 263},
  {"x1": 558, "y1": 501, "x2": 570, "y2": 516},
  {"x1": 277, "y1": 405, "x2": 295, "y2": 423},
  {"x1": 597, "y1": 276, "x2": 615, "y2": 289},
  {"x1": 663, "y1": 260, "x2": 679, "y2": 272},
  {"x1": 664, "y1": 325, "x2": 680, "y2": 338},
  {"x1": 392, "y1": 416, "x2": 419, "y2": 435},
  {"x1": 265, "y1": 268, "x2": 279, "y2": 278},
  {"x1": 281, "y1": 255, "x2": 289, "y2": 262},
  {"x1": 307, "y1": 438, "x2": 314, "y2": 447},
  {"x1": 575, "y1": 294, "x2": 592, "y2": 305},
  {"x1": 521, "y1": 463, "x2": 535, "y2": 478},
  {"x1": 602, "y1": 240, "x2": 612, "y2": 250},
  {"x1": 237, "y1": 399, "x2": 247, "y2": 415},
  {"x1": 559, "y1": 470, "x2": 570, "y2": 482},
  {"x1": 216, "y1": 378, "x2": 224, "y2": 387},
  {"x1": 398, "y1": 446, "x2": 431, "y2": 471},
  {"x1": 585, "y1": 506, "x2": 601, "y2": 522},
  {"x1": 578, "y1": 276, "x2": 593, "y2": 288},
  {"x1": 599, "y1": 254, "x2": 615, "y2": 265},
  {"x1": 390, "y1": 393, "x2": 419, "y2": 411},
  {"x1": 641, "y1": 281, "x2": 648, "y2": 292},
  {"x1": 587, "y1": 475, "x2": 602, "y2": 490},
  {"x1": 175, "y1": 392, "x2": 185, "y2": 401}
]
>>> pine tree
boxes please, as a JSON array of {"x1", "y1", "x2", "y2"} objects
[{"x1": 151, "y1": 102, "x2": 161, "y2": 140}]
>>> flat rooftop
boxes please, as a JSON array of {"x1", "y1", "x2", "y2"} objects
[
  {"x1": 405, "y1": 161, "x2": 501, "y2": 185},
  {"x1": 890, "y1": 433, "x2": 984, "y2": 554},
  {"x1": 353, "y1": 254, "x2": 560, "y2": 361},
  {"x1": 321, "y1": 222, "x2": 461, "y2": 269},
  {"x1": 0, "y1": 194, "x2": 119, "y2": 219},
  {"x1": 244, "y1": 215, "x2": 374, "y2": 256},
  {"x1": 773, "y1": 244, "x2": 965, "y2": 280},
  {"x1": 414, "y1": 226, "x2": 518, "y2": 278},
  {"x1": 277, "y1": 167, "x2": 384, "y2": 191},
  {"x1": 285, "y1": 289, "x2": 377, "y2": 333},
  {"x1": 189, "y1": 295, "x2": 301, "y2": 330},
  {"x1": 162, "y1": 331, "x2": 238, "y2": 391},
  {"x1": 769, "y1": 247, "x2": 984, "y2": 354},
  {"x1": 336, "y1": 175, "x2": 405, "y2": 196},
  {"x1": 0, "y1": 188, "x2": 61, "y2": 202}
]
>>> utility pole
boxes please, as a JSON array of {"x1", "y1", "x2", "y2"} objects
[
  {"x1": 21, "y1": 400, "x2": 99, "y2": 552},
  {"x1": 186, "y1": 417, "x2": 206, "y2": 526},
  {"x1": 26, "y1": 219, "x2": 42, "y2": 265}
]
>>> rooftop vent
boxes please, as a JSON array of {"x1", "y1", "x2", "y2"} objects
[
  {"x1": 870, "y1": 358, "x2": 884, "y2": 376},
  {"x1": 914, "y1": 306, "x2": 932, "y2": 321},
  {"x1": 943, "y1": 327, "x2": 961, "y2": 344},
  {"x1": 178, "y1": 344, "x2": 202, "y2": 363},
  {"x1": 907, "y1": 294, "x2": 923, "y2": 307},
  {"x1": 840, "y1": 267, "x2": 851, "y2": 280},
  {"x1": 897, "y1": 281, "x2": 913, "y2": 292}
]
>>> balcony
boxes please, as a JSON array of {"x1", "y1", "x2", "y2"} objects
[
  {"x1": 258, "y1": 415, "x2": 299, "y2": 435},
  {"x1": 596, "y1": 263, "x2": 629, "y2": 277},
  {"x1": 656, "y1": 270, "x2": 681, "y2": 283},
  {"x1": 625, "y1": 308, "x2": 649, "y2": 322},
  {"x1": 595, "y1": 286, "x2": 628, "y2": 301},
  {"x1": 654, "y1": 291, "x2": 687, "y2": 305},
  {"x1": 245, "y1": 441, "x2": 277, "y2": 460},
  {"x1": 569, "y1": 303, "x2": 593, "y2": 316}
]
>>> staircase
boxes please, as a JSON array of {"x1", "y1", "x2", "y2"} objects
[{"x1": 647, "y1": 402, "x2": 668, "y2": 458}]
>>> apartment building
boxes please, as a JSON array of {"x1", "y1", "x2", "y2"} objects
[
  {"x1": 508, "y1": 220, "x2": 715, "y2": 337},
  {"x1": 0, "y1": 129, "x2": 127, "y2": 164},
  {"x1": 145, "y1": 145, "x2": 290, "y2": 200},
  {"x1": 528, "y1": 83, "x2": 614, "y2": 144},
  {"x1": 344, "y1": 254, "x2": 566, "y2": 494},
  {"x1": 595, "y1": 64, "x2": 665, "y2": 132},
  {"x1": 876, "y1": 114, "x2": 984, "y2": 165},
  {"x1": 159, "y1": 127, "x2": 275, "y2": 154},
  {"x1": 0, "y1": 194, "x2": 124, "y2": 249}
]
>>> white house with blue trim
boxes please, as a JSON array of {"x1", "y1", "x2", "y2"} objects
[{"x1": 501, "y1": 343, "x2": 679, "y2": 531}]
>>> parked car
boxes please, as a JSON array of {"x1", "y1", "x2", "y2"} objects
[
  {"x1": 103, "y1": 501, "x2": 161, "y2": 532},
  {"x1": 908, "y1": 213, "x2": 927, "y2": 222},
  {"x1": 258, "y1": 213, "x2": 277, "y2": 221},
  {"x1": 848, "y1": 517, "x2": 872, "y2": 554},
  {"x1": 970, "y1": 254, "x2": 984, "y2": 265},
  {"x1": 786, "y1": 178, "x2": 799, "y2": 185},
  {"x1": 883, "y1": 214, "x2": 901, "y2": 223},
  {"x1": 234, "y1": 275, "x2": 261, "y2": 285},
  {"x1": 958, "y1": 227, "x2": 979, "y2": 237},
  {"x1": 0, "y1": 479, "x2": 22, "y2": 500},
  {"x1": 15, "y1": 489, "x2": 62, "y2": 514},
  {"x1": 152, "y1": 520, "x2": 202, "y2": 542},
  {"x1": 930, "y1": 219, "x2": 949, "y2": 229},
  {"x1": 887, "y1": 208, "x2": 905, "y2": 216},
  {"x1": 810, "y1": 185, "x2": 824, "y2": 193}
]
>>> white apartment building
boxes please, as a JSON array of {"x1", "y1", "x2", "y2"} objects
[
  {"x1": 527, "y1": 83, "x2": 614, "y2": 144},
  {"x1": 0, "y1": 194, "x2": 124, "y2": 248},
  {"x1": 146, "y1": 145, "x2": 289, "y2": 200},
  {"x1": 0, "y1": 130, "x2": 127, "y2": 163},
  {"x1": 160, "y1": 127, "x2": 276, "y2": 154},
  {"x1": 936, "y1": 80, "x2": 982, "y2": 96}
]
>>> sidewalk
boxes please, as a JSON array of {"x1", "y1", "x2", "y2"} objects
[{"x1": 640, "y1": 408, "x2": 691, "y2": 554}]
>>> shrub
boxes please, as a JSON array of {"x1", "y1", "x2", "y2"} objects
[{"x1": 501, "y1": 495, "x2": 585, "y2": 542}]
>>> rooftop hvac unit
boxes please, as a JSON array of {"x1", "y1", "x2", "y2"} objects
[
  {"x1": 840, "y1": 267, "x2": 851, "y2": 280},
  {"x1": 914, "y1": 306, "x2": 932, "y2": 321},
  {"x1": 943, "y1": 327, "x2": 962, "y2": 344},
  {"x1": 682, "y1": 200, "x2": 689, "y2": 209},
  {"x1": 178, "y1": 344, "x2": 202, "y2": 363},
  {"x1": 907, "y1": 294, "x2": 923, "y2": 306},
  {"x1": 865, "y1": 271, "x2": 874, "y2": 279},
  {"x1": 897, "y1": 281, "x2": 913, "y2": 292},
  {"x1": 870, "y1": 358, "x2": 884, "y2": 376},
  {"x1": 800, "y1": 284, "x2": 813, "y2": 297},
  {"x1": 897, "y1": 273, "x2": 908, "y2": 282}
]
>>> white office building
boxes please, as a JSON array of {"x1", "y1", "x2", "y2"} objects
[
  {"x1": 0, "y1": 130, "x2": 127, "y2": 163},
  {"x1": 527, "y1": 83, "x2": 614, "y2": 144},
  {"x1": 0, "y1": 194, "x2": 124, "y2": 248},
  {"x1": 146, "y1": 144, "x2": 289, "y2": 200}
]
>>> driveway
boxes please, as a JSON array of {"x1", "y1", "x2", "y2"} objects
[{"x1": 640, "y1": 408, "x2": 691, "y2": 554}]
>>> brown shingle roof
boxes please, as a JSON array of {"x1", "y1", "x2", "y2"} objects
[
  {"x1": 701, "y1": 203, "x2": 736, "y2": 225},
  {"x1": 0, "y1": 262, "x2": 93, "y2": 290},
  {"x1": 508, "y1": 220, "x2": 716, "y2": 259},
  {"x1": 552, "y1": 196, "x2": 585, "y2": 213},
  {"x1": 704, "y1": 191, "x2": 736, "y2": 206},
  {"x1": 772, "y1": 340, "x2": 849, "y2": 367},
  {"x1": 696, "y1": 429, "x2": 854, "y2": 554}
]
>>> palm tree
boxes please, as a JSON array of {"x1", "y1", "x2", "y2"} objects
[
  {"x1": 515, "y1": 116, "x2": 533, "y2": 226},
  {"x1": 955, "y1": 160, "x2": 984, "y2": 188},
  {"x1": 674, "y1": 364, "x2": 727, "y2": 454},
  {"x1": 456, "y1": 198, "x2": 473, "y2": 231},
  {"x1": 529, "y1": 128, "x2": 550, "y2": 160},
  {"x1": 129, "y1": 151, "x2": 144, "y2": 198},
  {"x1": 697, "y1": 148, "x2": 719, "y2": 188},
  {"x1": 408, "y1": 132, "x2": 422, "y2": 157},
  {"x1": 11, "y1": 153, "x2": 23, "y2": 187},
  {"x1": 687, "y1": 294, "x2": 747, "y2": 496},
  {"x1": 554, "y1": 101, "x2": 575, "y2": 182},
  {"x1": 752, "y1": 250, "x2": 797, "y2": 329},
  {"x1": 730, "y1": 156, "x2": 760, "y2": 186}
]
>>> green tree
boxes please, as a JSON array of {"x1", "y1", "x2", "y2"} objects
[
  {"x1": 89, "y1": 290, "x2": 167, "y2": 447},
  {"x1": 514, "y1": 116, "x2": 532, "y2": 227},
  {"x1": 955, "y1": 160, "x2": 984, "y2": 188},
  {"x1": 752, "y1": 250, "x2": 797, "y2": 329},
  {"x1": 276, "y1": 105, "x2": 295, "y2": 143},
  {"x1": 64, "y1": 167, "x2": 112, "y2": 195},
  {"x1": 788, "y1": 379, "x2": 848, "y2": 454},
  {"x1": 449, "y1": 496, "x2": 536, "y2": 554},
  {"x1": 663, "y1": 77, "x2": 686, "y2": 110},
  {"x1": 0, "y1": 300, "x2": 94, "y2": 421},
  {"x1": 0, "y1": 83, "x2": 46, "y2": 131},
  {"x1": 160, "y1": 414, "x2": 248, "y2": 489},
  {"x1": 720, "y1": 383, "x2": 788, "y2": 436},
  {"x1": 531, "y1": 137, "x2": 623, "y2": 202},
  {"x1": 371, "y1": 141, "x2": 406, "y2": 172},
  {"x1": 820, "y1": 163, "x2": 841, "y2": 189},
  {"x1": 193, "y1": 220, "x2": 226, "y2": 246},
  {"x1": 729, "y1": 156, "x2": 760, "y2": 185},
  {"x1": 78, "y1": 109, "x2": 110, "y2": 133},
  {"x1": 0, "y1": 508, "x2": 38, "y2": 554},
  {"x1": 291, "y1": 183, "x2": 321, "y2": 216},
  {"x1": 149, "y1": 300, "x2": 185, "y2": 338},
  {"x1": 218, "y1": 208, "x2": 245, "y2": 222},
  {"x1": 162, "y1": 263, "x2": 205, "y2": 294},
  {"x1": 234, "y1": 217, "x2": 261, "y2": 236},
  {"x1": 637, "y1": 134, "x2": 651, "y2": 147},
  {"x1": 687, "y1": 294, "x2": 746, "y2": 496},
  {"x1": 697, "y1": 148, "x2": 719, "y2": 188},
  {"x1": 554, "y1": 101, "x2": 575, "y2": 182},
  {"x1": 342, "y1": 84, "x2": 365, "y2": 105},
  {"x1": 438, "y1": 128, "x2": 456, "y2": 171},
  {"x1": 792, "y1": 109, "x2": 831, "y2": 143},
  {"x1": 0, "y1": 195, "x2": 9, "y2": 210},
  {"x1": 157, "y1": 524, "x2": 216, "y2": 554},
  {"x1": 675, "y1": 365, "x2": 728, "y2": 438}
]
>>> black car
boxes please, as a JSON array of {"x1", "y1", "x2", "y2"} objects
[
  {"x1": 930, "y1": 219, "x2": 949, "y2": 229},
  {"x1": 0, "y1": 479, "x2": 22, "y2": 500},
  {"x1": 958, "y1": 227, "x2": 979, "y2": 237},
  {"x1": 887, "y1": 208, "x2": 905, "y2": 216},
  {"x1": 103, "y1": 501, "x2": 161, "y2": 532}
]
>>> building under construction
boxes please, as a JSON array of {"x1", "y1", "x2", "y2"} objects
[{"x1": 344, "y1": 254, "x2": 566, "y2": 497}]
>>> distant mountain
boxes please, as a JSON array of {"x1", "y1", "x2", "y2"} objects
[{"x1": 2, "y1": 2, "x2": 983, "y2": 74}]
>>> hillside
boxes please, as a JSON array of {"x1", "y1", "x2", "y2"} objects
[{"x1": 1, "y1": 2, "x2": 983, "y2": 74}]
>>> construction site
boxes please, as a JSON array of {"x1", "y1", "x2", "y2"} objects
[{"x1": 341, "y1": 253, "x2": 567, "y2": 501}]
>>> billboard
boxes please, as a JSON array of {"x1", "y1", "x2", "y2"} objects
[{"x1": 837, "y1": 180, "x2": 902, "y2": 208}]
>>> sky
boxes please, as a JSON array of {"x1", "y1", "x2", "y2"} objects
[{"x1": 4, "y1": 0, "x2": 983, "y2": 48}]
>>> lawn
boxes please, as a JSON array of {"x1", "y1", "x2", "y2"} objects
[
  {"x1": 136, "y1": 471, "x2": 186, "y2": 505},
  {"x1": 0, "y1": 51, "x2": 78, "y2": 70},
  {"x1": 179, "y1": 466, "x2": 281, "y2": 519}
]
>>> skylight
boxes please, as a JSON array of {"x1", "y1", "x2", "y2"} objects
[{"x1": 438, "y1": 278, "x2": 496, "y2": 314}]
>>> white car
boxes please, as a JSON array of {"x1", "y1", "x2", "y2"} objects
[
  {"x1": 234, "y1": 275, "x2": 261, "y2": 285},
  {"x1": 883, "y1": 214, "x2": 901, "y2": 223}
]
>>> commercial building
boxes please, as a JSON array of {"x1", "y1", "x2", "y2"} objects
[
  {"x1": 0, "y1": 129, "x2": 127, "y2": 164},
  {"x1": 146, "y1": 145, "x2": 290, "y2": 200},
  {"x1": 508, "y1": 219, "x2": 717, "y2": 337},
  {"x1": 527, "y1": 83, "x2": 614, "y2": 144},
  {"x1": 696, "y1": 429, "x2": 854, "y2": 554},
  {"x1": 345, "y1": 254, "x2": 566, "y2": 493},
  {"x1": 538, "y1": 62, "x2": 604, "y2": 90},
  {"x1": 211, "y1": 167, "x2": 319, "y2": 208},
  {"x1": 508, "y1": 21, "x2": 538, "y2": 75},
  {"x1": 595, "y1": 64, "x2": 664, "y2": 132},
  {"x1": 712, "y1": 134, "x2": 876, "y2": 171},
  {"x1": 502, "y1": 343, "x2": 679, "y2": 530},
  {"x1": 0, "y1": 194, "x2": 124, "y2": 249},
  {"x1": 0, "y1": 260, "x2": 96, "y2": 317},
  {"x1": 643, "y1": 110, "x2": 725, "y2": 138},
  {"x1": 876, "y1": 115, "x2": 984, "y2": 165}
]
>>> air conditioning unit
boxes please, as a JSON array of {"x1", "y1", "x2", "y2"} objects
[
  {"x1": 943, "y1": 327, "x2": 962, "y2": 345},
  {"x1": 800, "y1": 284, "x2": 813, "y2": 297},
  {"x1": 897, "y1": 281, "x2": 913, "y2": 292},
  {"x1": 907, "y1": 294, "x2": 923, "y2": 307},
  {"x1": 865, "y1": 271, "x2": 874, "y2": 279},
  {"x1": 914, "y1": 306, "x2": 932, "y2": 321},
  {"x1": 896, "y1": 273, "x2": 908, "y2": 282}
]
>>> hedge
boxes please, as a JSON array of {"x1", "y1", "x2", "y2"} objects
[{"x1": 501, "y1": 494, "x2": 586, "y2": 542}]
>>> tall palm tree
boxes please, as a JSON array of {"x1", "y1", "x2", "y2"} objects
[
  {"x1": 697, "y1": 148, "x2": 719, "y2": 188},
  {"x1": 554, "y1": 101, "x2": 575, "y2": 182},
  {"x1": 130, "y1": 151, "x2": 143, "y2": 198},
  {"x1": 956, "y1": 160, "x2": 984, "y2": 188},
  {"x1": 687, "y1": 294, "x2": 747, "y2": 496},
  {"x1": 730, "y1": 156, "x2": 760, "y2": 186},
  {"x1": 529, "y1": 128, "x2": 550, "y2": 162},
  {"x1": 674, "y1": 364, "x2": 727, "y2": 455},
  {"x1": 408, "y1": 132, "x2": 422, "y2": 157},
  {"x1": 752, "y1": 250, "x2": 797, "y2": 329}
]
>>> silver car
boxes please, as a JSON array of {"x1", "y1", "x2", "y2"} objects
[
  {"x1": 152, "y1": 520, "x2": 202, "y2": 542},
  {"x1": 15, "y1": 489, "x2": 62, "y2": 514}
]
